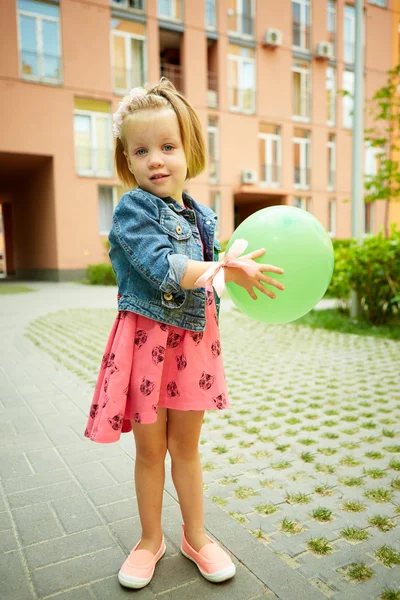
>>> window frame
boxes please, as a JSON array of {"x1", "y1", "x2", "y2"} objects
[
  {"x1": 205, "y1": 0, "x2": 217, "y2": 30},
  {"x1": 293, "y1": 196, "x2": 312, "y2": 212},
  {"x1": 342, "y1": 69, "x2": 355, "y2": 129},
  {"x1": 98, "y1": 186, "x2": 119, "y2": 235},
  {"x1": 110, "y1": 27, "x2": 147, "y2": 95},
  {"x1": 327, "y1": 134, "x2": 336, "y2": 192},
  {"x1": 293, "y1": 130, "x2": 311, "y2": 190},
  {"x1": 367, "y1": 0, "x2": 386, "y2": 7},
  {"x1": 344, "y1": 4, "x2": 356, "y2": 64},
  {"x1": 327, "y1": 0, "x2": 336, "y2": 55},
  {"x1": 74, "y1": 109, "x2": 113, "y2": 178},
  {"x1": 259, "y1": 129, "x2": 282, "y2": 188},
  {"x1": 326, "y1": 66, "x2": 336, "y2": 126},
  {"x1": 17, "y1": 2, "x2": 62, "y2": 84},
  {"x1": 210, "y1": 190, "x2": 221, "y2": 237},
  {"x1": 158, "y1": 0, "x2": 182, "y2": 21},
  {"x1": 292, "y1": 0, "x2": 311, "y2": 52},
  {"x1": 228, "y1": 52, "x2": 256, "y2": 114},
  {"x1": 208, "y1": 118, "x2": 220, "y2": 184},
  {"x1": 228, "y1": 0, "x2": 255, "y2": 39},
  {"x1": 110, "y1": 0, "x2": 145, "y2": 10},
  {"x1": 292, "y1": 60, "x2": 311, "y2": 122},
  {"x1": 328, "y1": 198, "x2": 336, "y2": 237}
]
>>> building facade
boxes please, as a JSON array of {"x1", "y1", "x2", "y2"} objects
[{"x1": 0, "y1": 0, "x2": 396, "y2": 280}]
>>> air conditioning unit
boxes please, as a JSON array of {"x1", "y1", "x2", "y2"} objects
[
  {"x1": 241, "y1": 169, "x2": 257, "y2": 184},
  {"x1": 316, "y1": 41, "x2": 334, "y2": 60},
  {"x1": 263, "y1": 28, "x2": 283, "y2": 47}
]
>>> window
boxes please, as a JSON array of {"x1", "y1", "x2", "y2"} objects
[
  {"x1": 364, "y1": 141, "x2": 384, "y2": 196},
  {"x1": 292, "y1": 0, "x2": 311, "y2": 51},
  {"x1": 228, "y1": 46, "x2": 255, "y2": 113},
  {"x1": 17, "y1": 0, "x2": 62, "y2": 84},
  {"x1": 294, "y1": 197, "x2": 312, "y2": 212},
  {"x1": 228, "y1": 0, "x2": 255, "y2": 38},
  {"x1": 111, "y1": 19, "x2": 146, "y2": 94},
  {"x1": 344, "y1": 5, "x2": 355, "y2": 63},
  {"x1": 327, "y1": 133, "x2": 336, "y2": 191},
  {"x1": 74, "y1": 99, "x2": 113, "y2": 177},
  {"x1": 293, "y1": 60, "x2": 311, "y2": 121},
  {"x1": 293, "y1": 128, "x2": 311, "y2": 189},
  {"x1": 368, "y1": 0, "x2": 386, "y2": 6},
  {"x1": 111, "y1": 0, "x2": 145, "y2": 9},
  {"x1": 365, "y1": 203, "x2": 374, "y2": 234},
  {"x1": 328, "y1": 199, "x2": 336, "y2": 236},
  {"x1": 259, "y1": 124, "x2": 281, "y2": 187},
  {"x1": 210, "y1": 190, "x2": 221, "y2": 236},
  {"x1": 326, "y1": 67, "x2": 336, "y2": 126},
  {"x1": 99, "y1": 187, "x2": 118, "y2": 234},
  {"x1": 205, "y1": 0, "x2": 217, "y2": 29},
  {"x1": 208, "y1": 117, "x2": 219, "y2": 184},
  {"x1": 158, "y1": 0, "x2": 183, "y2": 20},
  {"x1": 342, "y1": 70, "x2": 354, "y2": 129},
  {"x1": 327, "y1": 1, "x2": 336, "y2": 55}
]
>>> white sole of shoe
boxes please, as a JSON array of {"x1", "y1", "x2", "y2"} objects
[
  {"x1": 181, "y1": 547, "x2": 236, "y2": 582},
  {"x1": 118, "y1": 544, "x2": 166, "y2": 589}
]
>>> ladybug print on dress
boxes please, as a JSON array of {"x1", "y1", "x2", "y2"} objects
[
  {"x1": 212, "y1": 393, "x2": 227, "y2": 409},
  {"x1": 152, "y1": 404, "x2": 158, "y2": 412},
  {"x1": 133, "y1": 413, "x2": 141, "y2": 423},
  {"x1": 167, "y1": 331, "x2": 182, "y2": 348},
  {"x1": 152, "y1": 345, "x2": 165, "y2": 366},
  {"x1": 108, "y1": 412, "x2": 124, "y2": 431},
  {"x1": 211, "y1": 340, "x2": 221, "y2": 358},
  {"x1": 103, "y1": 378, "x2": 109, "y2": 393},
  {"x1": 189, "y1": 331, "x2": 204, "y2": 346},
  {"x1": 159, "y1": 323, "x2": 168, "y2": 332},
  {"x1": 176, "y1": 354, "x2": 187, "y2": 371},
  {"x1": 167, "y1": 381, "x2": 180, "y2": 397},
  {"x1": 135, "y1": 330, "x2": 148, "y2": 349},
  {"x1": 90, "y1": 404, "x2": 98, "y2": 419},
  {"x1": 199, "y1": 371, "x2": 215, "y2": 390},
  {"x1": 140, "y1": 376, "x2": 155, "y2": 396},
  {"x1": 101, "y1": 353, "x2": 109, "y2": 370}
]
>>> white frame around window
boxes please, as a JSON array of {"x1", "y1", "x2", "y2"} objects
[
  {"x1": 17, "y1": 4, "x2": 62, "y2": 84},
  {"x1": 368, "y1": 0, "x2": 386, "y2": 6},
  {"x1": 98, "y1": 187, "x2": 118, "y2": 235},
  {"x1": 259, "y1": 131, "x2": 281, "y2": 188},
  {"x1": 327, "y1": 134, "x2": 336, "y2": 191},
  {"x1": 74, "y1": 110, "x2": 113, "y2": 178},
  {"x1": 158, "y1": 0, "x2": 182, "y2": 20},
  {"x1": 205, "y1": 0, "x2": 217, "y2": 29},
  {"x1": 228, "y1": 53, "x2": 256, "y2": 113},
  {"x1": 228, "y1": 0, "x2": 255, "y2": 38},
  {"x1": 111, "y1": 0, "x2": 145, "y2": 10},
  {"x1": 293, "y1": 61, "x2": 311, "y2": 122},
  {"x1": 328, "y1": 198, "x2": 336, "y2": 236},
  {"x1": 111, "y1": 29, "x2": 147, "y2": 95},
  {"x1": 364, "y1": 202, "x2": 374, "y2": 235},
  {"x1": 344, "y1": 5, "x2": 355, "y2": 63},
  {"x1": 292, "y1": 0, "x2": 311, "y2": 51},
  {"x1": 294, "y1": 197, "x2": 312, "y2": 212},
  {"x1": 210, "y1": 190, "x2": 221, "y2": 237},
  {"x1": 293, "y1": 132, "x2": 311, "y2": 189},
  {"x1": 326, "y1": 66, "x2": 336, "y2": 126},
  {"x1": 327, "y1": 0, "x2": 336, "y2": 54},
  {"x1": 342, "y1": 70, "x2": 354, "y2": 129},
  {"x1": 208, "y1": 119, "x2": 219, "y2": 184}
]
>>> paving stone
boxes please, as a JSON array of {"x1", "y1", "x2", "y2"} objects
[
  {"x1": 70, "y1": 462, "x2": 116, "y2": 491},
  {"x1": 51, "y1": 493, "x2": 103, "y2": 534},
  {"x1": 44, "y1": 587, "x2": 94, "y2": 600},
  {"x1": 0, "y1": 510, "x2": 12, "y2": 530},
  {"x1": 91, "y1": 575, "x2": 157, "y2": 599},
  {"x1": 1, "y1": 528, "x2": 19, "y2": 552},
  {"x1": 0, "y1": 453, "x2": 33, "y2": 480},
  {"x1": 0, "y1": 550, "x2": 36, "y2": 600},
  {"x1": 13, "y1": 502, "x2": 64, "y2": 546},
  {"x1": 86, "y1": 481, "x2": 136, "y2": 507},
  {"x1": 7, "y1": 479, "x2": 81, "y2": 510}
]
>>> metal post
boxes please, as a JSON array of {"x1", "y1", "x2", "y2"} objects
[{"x1": 350, "y1": 0, "x2": 365, "y2": 318}]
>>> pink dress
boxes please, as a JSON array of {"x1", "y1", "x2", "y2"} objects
[{"x1": 84, "y1": 237, "x2": 230, "y2": 444}]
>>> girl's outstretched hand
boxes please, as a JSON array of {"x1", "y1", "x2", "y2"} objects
[{"x1": 224, "y1": 248, "x2": 285, "y2": 301}]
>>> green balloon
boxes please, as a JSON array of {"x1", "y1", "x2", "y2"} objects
[{"x1": 225, "y1": 206, "x2": 334, "y2": 324}]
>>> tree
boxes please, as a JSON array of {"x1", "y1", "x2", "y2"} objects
[{"x1": 364, "y1": 65, "x2": 400, "y2": 237}]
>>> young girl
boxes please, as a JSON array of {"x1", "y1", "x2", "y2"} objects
[{"x1": 84, "y1": 78, "x2": 284, "y2": 589}]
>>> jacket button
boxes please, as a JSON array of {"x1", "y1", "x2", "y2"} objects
[
  {"x1": 176, "y1": 225, "x2": 183, "y2": 234},
  {"x1": 206, "y1": 220, "x2": 211, "y2": 224},
  {"x1": 163, "y1": 292, "x2": 173, "y2": 301}
]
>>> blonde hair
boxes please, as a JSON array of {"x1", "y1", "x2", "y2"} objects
[{"x1": 115, "y1": 78, "x2": 206, "y2": 188}]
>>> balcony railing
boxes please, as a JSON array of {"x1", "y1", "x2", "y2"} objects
[
  {"x1": 260, "y1": 164, "x2": 281, "y2": 187},
  {"x1": 207, "y1": 72, "x2": 218, "y2": 108},
  {"x1": 208, "y1": 159, "x2": 219, "y2": 183},
  {"x1": 75, "y1": 147, "x2": 113, "y2": 177},
  {"x1": 228, "y1": 11, "x2": 254, "y2": 38},
  {"x1": 112, "y1": 65, "x2": 145, "y2": 94},
  {"x1": 160, "y1": 63, "x2": 184, "y2": 92},
  {"x1": 292, "y1": 22, "x2": 311, "y2": 51},
  {"x1": 294, "y1": 166, "x2": 311, "y2": 188},
  {"x1": 229, "y1": 87, "x2": 255, "y2": 113},
  {"x1": 205, "y1": 0, "x2": 217, "y2": 29},
  {"x1": 20, "y1": 50, "x2": 62, "y2": 83},
  {"x1": 111, "y1": 0, "x2": 144, "y2": 10}
]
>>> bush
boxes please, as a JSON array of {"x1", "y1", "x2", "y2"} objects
[
  {"x1": 326, "y1": 241, "x2": 355, "y2": 306},
  {"x1": 86, "y1": 263, "x2": 116, "y2": 286}
]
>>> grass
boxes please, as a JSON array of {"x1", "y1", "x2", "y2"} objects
[
  {"x1": 364, "y1": 488, "x2": 393, "y2": 503},
  {"x1": 368, "y1": 515, "x2": 396, "y2": 532},
  {"x1": 375, "y1": 545, "x2": 400, "y2": 567},
  {"x1": 254, "y1": 503, "x2": 278, "y2": 515},
  {"x1": 311, "y1": 507, "x2": 333, "y2": 522},
  {"x1": 292, "y1": 308, "x2": 400, "y2": 340},
  {"x1": 234, "y1": 486, "x2": 259, "y2": 500},
  {"x1": 306, "y1": 537, "x2": 333, "y2": 555},
  {"x1": 0, "y1": 284, "x2": 37, "y2": 295},
  {"x1": 380, "y1": 587, "x2": 400, "y2": 600},
  {"x1": 341, "y1": 500, "x2": 368, "y2": 512},
  {"x1": 280, "y1": 517, "x2": 304, "y2": 534},
  {"x1": 344, "y1": 562, "x2": 375, "y2": 582},
  {"x1": 340, "y1": 527, "x2": 370, "y2": 542}
]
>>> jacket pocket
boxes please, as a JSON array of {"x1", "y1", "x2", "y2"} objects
[{"x1": 159, "y1": 209, "x2": 191, "y2": 241}]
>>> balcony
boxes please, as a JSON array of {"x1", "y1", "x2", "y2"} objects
[
  {"x1": 208, "y1": 159, "x2": 219, "y2": 184},
  {"x1": 111, "y1": 0, "x2": 145, "y2": 10},
  {"x1": 294, "y1": 166, "x2": 311, "y2": 189},
  {"x1": 227, "y1": 10, "x2": 254, "y2": 38},
  {"x1": 20, "y1": 50, "x2": 62, "y2": 84},
  {"x1": 207, "y1": 72, "x2": 218, "y2": 108},
  {"x1": 160, "y1": 63, "x2": 184, "y2": 92},
  {"x1": 260, "y1": 164, "x2": 281, "y2": 188},
  {"x1": 75, "y1": 147, "x2": 113, "y2": 178},
  {"x1": 112, "y1": 65, "x2": 145, "y2": 95},
  {"x1": 292, "y1": 22, "x2": 311, "y2": 52}
]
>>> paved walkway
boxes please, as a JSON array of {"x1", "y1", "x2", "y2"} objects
[{"x1": 0, "y1": 282, "x2": 399, "y2": 600}]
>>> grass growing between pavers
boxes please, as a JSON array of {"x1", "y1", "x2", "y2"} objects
[
  {"x1": 24, "y1": 305, "x2": 400, "y2": 599},
  {"x1": 0, "y1": 284, "x2": 37, "y2": 294}
]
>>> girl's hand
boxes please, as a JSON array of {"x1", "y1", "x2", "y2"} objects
[{"x1": 224, "y1": 248, "x2": 284, "y2": 301}]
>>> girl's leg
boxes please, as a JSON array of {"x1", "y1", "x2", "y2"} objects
[
  {"x1": 131, "y1": 407, "x2": 168, "y2": 554},
  {"x1": 167, "y1": 409, "x2": 210, "y2": 552}
]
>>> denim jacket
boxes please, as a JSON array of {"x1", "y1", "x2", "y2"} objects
[{"x1": 108, "y1": 187, "x2": 221, "y2": 332}]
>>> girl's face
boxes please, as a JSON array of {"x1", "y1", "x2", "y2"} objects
[{"x1": 123, "y1": 108, "x2": 188, "y2": 203}]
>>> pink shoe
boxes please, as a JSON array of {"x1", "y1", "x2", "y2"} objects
[
  {"x1": 118, "y1": 537, "x2": 166, "y2": 589},
  {"x1": 180, "y1": 524, "x2": 236, "y2": 583}
]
